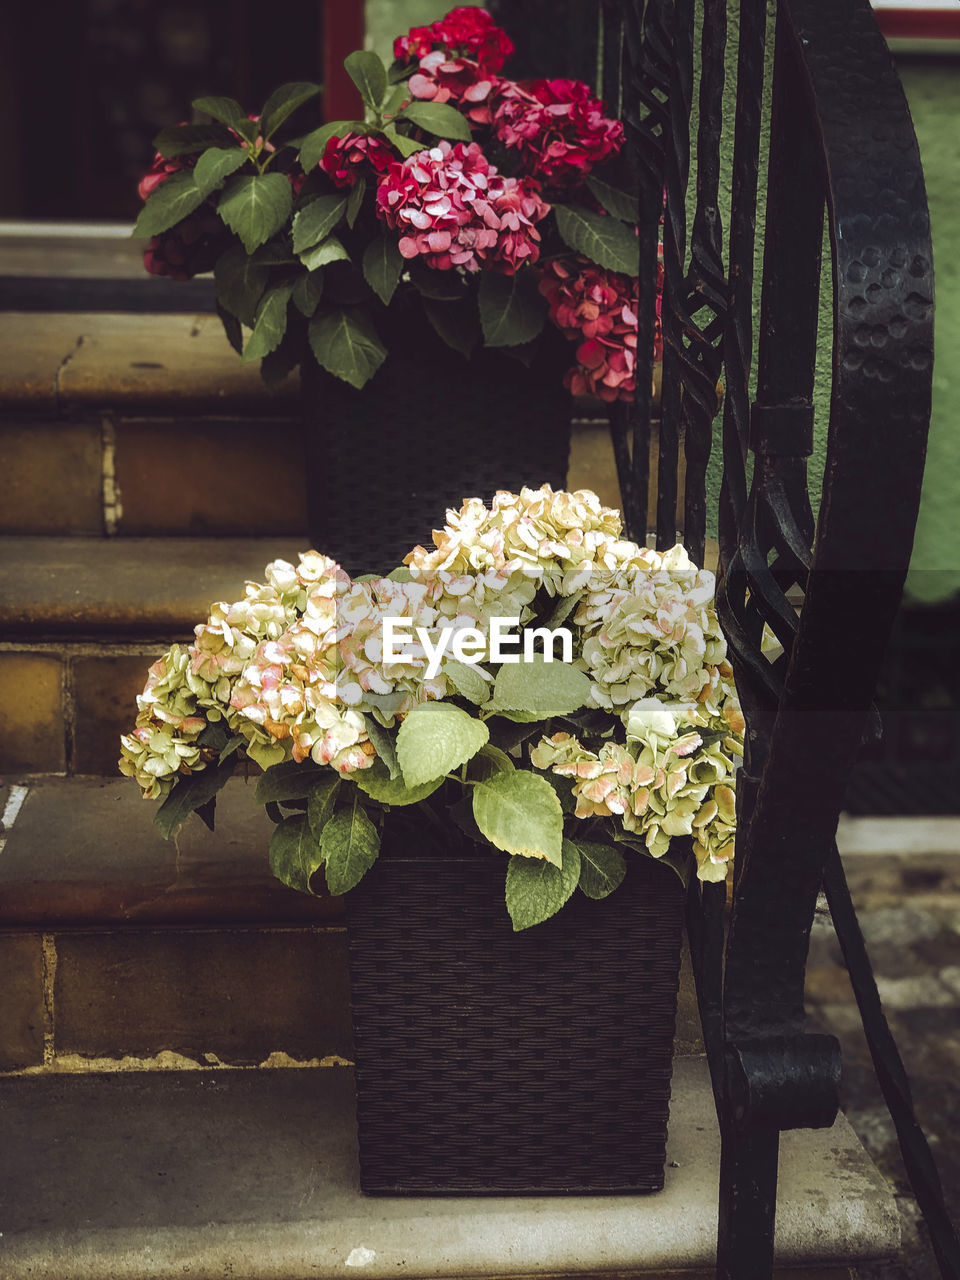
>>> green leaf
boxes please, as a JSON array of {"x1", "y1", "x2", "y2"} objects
[
  {"x1": 132, "y1": 170, "x2": 205, "y2": 238},
  {"x1": 383, "y1": 125, "x2": 425, "y2": 158},
  {"x1": 193, "y1": 146, "x2": 249, "y2": 198},
  {"x1": 346, "y1": 176, "x2": 367, "y2": 229},
  {"x1": 362, "y1": 715, "x2": 400, "y2": 779},
  {"x1": 218, "y1": 733, "x2": 246, "y2": 764},
  {"x1": 260, "y1": 330, "x2": 302, "y2": 386},
  {"x1": 260, "y1": 81, "x2": 322, "y2": 140},
  {"x1": 241, "y1": 283, "x2": 294, "y2": 363},
  {"x1": 409, "y1": 261, "x2": 468, "y2": 300},
  {"x1": 344, "y1": 50, "x2": 388, "y2": 113},
  {"x1": 251, "y1": 240, "x2": 297, "y2": 267},
  {"x1": 382, "y1": 81, "x2": 410, "y2": 116},
  {"x1": 397, "y1": 101, "x2": 472, "y2": 142},
  {"x1": 254, "y1": 759, "x2": 326, "y2": 803},
  {"x1": 154, "y1": 123, "x2": 235, "y2": 159},
  {"x1": 396, "y1": 701, "x2": 489, "y2": 786},
  {"x1": 192, "y1": 95, "x2": 256, "y2": 142},
  {"x1": 540, "y1": 589, "x2": 584, "y2": 631},
  {"x1": 354, "y1": 756, "x2": 444, "y2": 806},
  {"x1": 540, "y1": 769, "x2": 576, "y2": 814},
  {"x1": 299, "y1": 120, "x2": 367, "y2": 172},
  {"x1": 308, "y1": 307, "x2": 387, "y2": 389},
  {"x1": 217, "y1": 302, "x2": 243, "y2": 354},
  {"x1": 292, "y1": 269, "x2": 324, "y2": 317},
  {"x1": 472, "y1": 769, "x2": 563, "y2": 865},
  {"x1": 489, "y1": 654, "x2": 592, "y2": 719},
  {"x1": 423, "y1": 296, "x2": 480, "y2": 358},
  {"x1": 269, "y1": 814, "x2": 325, "y2": 894},
  {"x1": 214, "y1": 245, "x2": 269, "y2": 326},
  {"x1": 298, "y1": 236, "x2": 350, "y2": 270},
  {"x1": 307, "y1": 776, "x2": 340, "y2": 842},
  {"x1": 361, "y1": 235, "x2": 404, "y2": 305},
  {"x1": 552, "y1": 203, "x2": 639, "y2": 275},
  {"x1": 217, "y1": 173, "x2": 293, "y2": 253},
  {"x1": 292, "y1": 194, "x2": 348, "y2": 253},
  {"x1": 470, "y1": 743, "x2": 516, "y2": 780},
  {"x1": 154, "y1": 762, "x2": 234, "y2": 839},
  {"x1": 444, "y1": 658, "x2": 492, "y2": 705},
  {"x1": 584, "y1": 173, "x2": 639, "y2": 223},
  {"x1": 505, "y1": 838, "x2": 581, "y2": 931},
  {"x1": 478, "y1": 270, "x2": 547, "y2": 347},
  {"x1": 322, "y1": 796, "x2": 381, "y2": 895},
  {"x1": 573, "y1": 839, "x2": 627, "y2": 899}
]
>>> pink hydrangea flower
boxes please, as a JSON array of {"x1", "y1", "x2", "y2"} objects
[
  {"x1": 376, "y1": 140, "x2": 549, "y2": 274},
  {"x1": 539, "y1": 256, "x2": 663, "y2": 403},
  {"x1": 394, "y1": 6, "x2": 513, "y2": 74},
  {"x1": 407, "y1": 51, "x2": 498, "y2": 126},
  {"x1": 492, "y1": 78, "x2": 624, "y2": 183},
  {"x1": 319, "y1": 131, "x2": 397, "y2": 188}
]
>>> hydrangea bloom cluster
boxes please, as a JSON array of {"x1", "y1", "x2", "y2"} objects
[
  {"x1": 492, "y1": 79, "x2": 624, "y2": 183},
  {"x1": 320, "y1": 131, "x2": 396, "y2": 188},
  {"x1": 407, "y1": 50, "x2": 498, "y2": 126},
  {"x1": 376, "y1": 141, "x2": 549, "y2": 273},
  {"x1": 394, "y1": 6, "x2": 514, "y2": 72}
]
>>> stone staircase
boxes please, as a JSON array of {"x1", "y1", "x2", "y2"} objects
[{"x1": 0, "y1": 262, "x2": 898, "y2": 1275}]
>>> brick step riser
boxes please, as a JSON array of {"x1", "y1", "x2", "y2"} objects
[
  {"x1": 1, "y1": 925, "x2": 353, "y2": 1074},
  {"x1": 1, "y1": 416, "x2": 308, "y2": 538}
]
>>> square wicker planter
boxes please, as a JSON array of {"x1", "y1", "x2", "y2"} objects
[{"x1": 345, "y1": 825, "x2": 687, "y2": 1195}]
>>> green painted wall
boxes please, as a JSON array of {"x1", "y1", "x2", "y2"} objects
[{"x1": 366, "y1": 4, "x2": 957, "y2": 601}]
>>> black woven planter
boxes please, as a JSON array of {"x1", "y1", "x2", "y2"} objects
[
  {"x1": 301, "y1": 310, "x2": 572, "y2": 576},
  {"x1": 345, "y1": 824, "x2": 686, "y2": 1195}
]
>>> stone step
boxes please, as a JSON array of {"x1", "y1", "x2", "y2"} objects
[
  {"x1": 0, "y1": 536, "x2": 307, "y2": 773},
  {"x1": 0, "y1": 775, "x2": 705, "y2": 1075},
  {"x1": 0, "y1": 1056, "x2": 898, "y2": 1279}
]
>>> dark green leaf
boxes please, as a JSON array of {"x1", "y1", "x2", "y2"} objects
[
  {"x1": 307, "y1": 776, "x2": 340, "y2": 842},
  {"x1": 154, "y1": 122, "x2": 235, "y2": 159},
  {"x1": 409, "y1": 261, "x2": 468, "y2": 300},
  {"x1": 214, "y1": 245, "x2": 269, "y2": 326},
  {"x1": 194, "y1": 797, "x2": 217, "y2": 831},
  {"x1": 299, "y1": 237, "x2": 350, "y2": 270},
  {"x1": 584, "y1": 173, "x2": 639, "y2": 223},
  {"x1": 217, "y1": 302, "x2": 243, "y2": 354},
  {"x1": 478, "y1": 270, "x2": 547, "y2": 347},
  {"x1": 154, "y1": 762, "x2": 234, "y2": 839},
  {"x1": 132, "y1": 170, "x2": 205, "y2": 239},
  {"x1": 505, "y1": 839, "x2": 581, "y2": 931},
  {"x1": 382, "y1": 81, "x2": 411, "y2": 116},
  {"x1": 574, "y1": 839, "x2": 627, "y2": 899},
  {"x1": 269, "y1": 814, "x2": 325, "y2": 894},
  {"x1": 346, "y1": 176, "x2": 367, "y2": 229},
  {"x1": 292, "y1": 270, "x2": 324, "y2": 317},
  {"x1": 241, "y1": 283, "x2": 294, "y2": 363},
  {"x1": 354, "y1": 757, "x2": 444, "y2": 806},
  {"x1": 308, "y1": 307, "x2": 387, "y2": 389},
  {"x1": 322, "y1": 795, "x2": 381, "y2": 895},
  {"x1": 292, "y1": 194, "x2": 348, "y2": 253},
  {"x1": 218, "y1": 733, "x2": 247, "y2": 764},
  {"x1": 552, "y1": 203, "x2": 639, "y2": 275},
  {"x1": 251, "y1": 240, "x2": 298, "y2": 267},
  {"x1": 299, "y1": 120, "x2": 367, "y2": 172},
  {"x1": 265, "y1": 801, "x2": 284, "y2": 824},
  {"x1": 423, "y1": 296, "x2": 480, "y2": 358},
  {"x1": 254, "y1": 759, "x2": 326, "y2": 803},
  {"x1": 193, "y1": 147, "x2": 249, "y2": 198},
  {"x1": 383, "y1": 125, "x2": 425, "y2": 158},
  {"x1": 469, "y1": 743, "x2": 516, "y2": 780},
  {"x1": 344, "y1": 50, "x2": 388, "y2": 112},
  {"x1": 192, "y1": 95, "x2": 256, "y2": 142},
  {"x1": 260, "y1": 329, "x2": 302, "y2": 386},
  {"x1": 361, "y1": 235, "x2": 404, "y2": 305},
  {"x1": 260, "y1": 81, "x2": 322, "y2": 140},
  {"x1": 363, "y1": 715, "x2": 400, "y2": 779},
  {"x1": 217, "y1": 173, "x2": 294, "y2": 253},
  {"x1": 396, "y1": 101, "x2": 472, "y2": 142}
]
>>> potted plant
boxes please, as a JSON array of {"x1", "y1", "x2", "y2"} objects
[
  {"x1": 132, "y1": 8, "x2": 661, "y2": 571},
  {"x1": 120, "y1": 484, "x2": 741, "y2": 1194}
]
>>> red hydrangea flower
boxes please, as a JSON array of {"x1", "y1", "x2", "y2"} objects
[
  {"x1": 492, "y1": 79, "x2": 624, "y2": 183},
  {"x1": 376, "y1": 140, "x2": 549, "y2": 274},
  {"x1": 144, "y1": 207, "x2": 227, "y2": 281},
  {"x1": 138, "y1": 153, "x2": 186, "y2": 201},
  {"x1": 408, "y1": 51, "x2": 498, "y2": 126},
  {"x1": 539, "y1": 256, "x2": 662, "y2": 402},
  {"x1": 320, "y1": 131, "x2": 396, "y2": 188},
  {"x1": 394, "y1": 7, "x2": 513, "y2": 73}
]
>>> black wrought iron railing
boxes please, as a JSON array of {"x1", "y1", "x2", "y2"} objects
[{"x1": 604, "y1": 0, "x2": 954, "y2": 1276}]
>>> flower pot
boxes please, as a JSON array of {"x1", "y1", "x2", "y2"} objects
[
  {"x1": 345, "y1": 822, "x2": 686, "y2": 1195},
  {"x1": 301, "y1": 310, "x2": 572, "y2": 575}
]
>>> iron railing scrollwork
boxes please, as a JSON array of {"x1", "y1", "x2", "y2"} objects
[{"x1": 610, "y1": 0, "x2": 957, "y2": 1275}]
